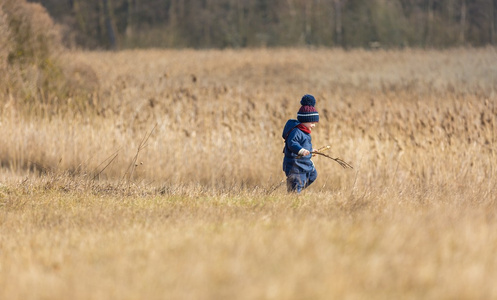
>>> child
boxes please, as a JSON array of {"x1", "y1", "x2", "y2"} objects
[{"x1": 282, "y1": 94, "x2": 319, "y2": 193}]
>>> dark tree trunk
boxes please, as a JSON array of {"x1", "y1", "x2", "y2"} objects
[
  {"x1": 102, "y1": 0, "x2": 117, "y2": 49},
  {"x1": 334, "y1": 0, "x2": 343, "y2": 47},
  {"x1": 459, "y1": 0, "x2": 467, "y2": 44},
  {"x1": 492, "y1": 0, "x2": 497, "y2": 44}
]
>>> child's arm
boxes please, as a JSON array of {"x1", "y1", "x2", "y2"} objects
[{"x1": 287, "y1": 131, "x2": 311, "y2": 156}]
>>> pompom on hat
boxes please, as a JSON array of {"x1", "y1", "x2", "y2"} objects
[{"x1": 297, "y1": 94, "x2": 319, "y2": 123}]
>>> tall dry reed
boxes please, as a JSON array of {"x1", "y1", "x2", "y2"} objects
[{"x1": 2, "y1": 48, "x2": 496, "y2": 193}]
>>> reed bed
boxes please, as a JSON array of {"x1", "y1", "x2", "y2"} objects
[{"x1": 1, "y1": 48, "x2": 496, "y2": 190}]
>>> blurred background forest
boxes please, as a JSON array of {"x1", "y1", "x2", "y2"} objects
[{"x1": 26, "y1": 0, "x2": 497, "y2": 49}]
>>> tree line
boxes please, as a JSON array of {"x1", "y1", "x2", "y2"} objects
[{"x1": 28, "y1": 0, "x2": 497, "y2": 49}]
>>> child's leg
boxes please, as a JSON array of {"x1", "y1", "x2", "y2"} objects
[
  {"x1": 286, "y1": 173, "x2": 306, "y2": 193},
  {"x1": 304, "y1": 168, "x2": 318, "y2": 189}
]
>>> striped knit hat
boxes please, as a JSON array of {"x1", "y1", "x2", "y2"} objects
[{"x1": 297, "y1": 94, "x2": 319, "y2": 123}]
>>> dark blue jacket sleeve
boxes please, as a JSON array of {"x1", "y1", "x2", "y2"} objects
[{"x1": 287, "y1": 130, "x2": 305, "y2": 155}]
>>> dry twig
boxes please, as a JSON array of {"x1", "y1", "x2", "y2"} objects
[
  {"x1": 313, "y1": 151, "x2": 353, "y2": 169},
  {"x1": 121, "y1": 123, "x2": 158, "y2": 186},
  {"x1": 295, "y1": 145, "x2": 353, "y2": 169}
]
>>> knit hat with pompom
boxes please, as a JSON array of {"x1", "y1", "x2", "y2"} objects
[{"x1": 297, "y1": 94, "x2": 319, "y2": 123}]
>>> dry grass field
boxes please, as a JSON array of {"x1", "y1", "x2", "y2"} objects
[{"x1": 1, "y1": 47, "x2": 497, "y2": 299}]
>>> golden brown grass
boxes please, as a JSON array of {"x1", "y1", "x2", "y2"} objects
[
  {"x1": 1, "y1": 180, "x2": 497, "y2": 300},
  {"x1": 1, "y1": 47, "x2": 497, "y2": 299}
]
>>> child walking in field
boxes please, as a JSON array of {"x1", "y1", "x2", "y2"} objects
[{"x1": 282, "y1": 94, "x2": 319, "y2": 193}]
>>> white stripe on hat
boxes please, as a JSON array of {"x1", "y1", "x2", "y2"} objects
[{"x1": 297, "y1": 113, "x2": 319, "y2": 116}]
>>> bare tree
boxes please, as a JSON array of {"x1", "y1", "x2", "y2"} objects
[
  {"x1": 333, "y1": 0, "x2": 347, "y2": 47},
  {"x1": 491, "y1": 0, "x2": 497, "y2": 44},
  {"x1": 459, "y1": 0, "x2": 467, "y2": 44},
  {"x1": 99, "y1": 0, "x2": 118, "y2": 49}
]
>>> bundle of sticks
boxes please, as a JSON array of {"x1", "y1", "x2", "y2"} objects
[{"x1": 298, "y1": 145, "x2": 353, "y2": 169}]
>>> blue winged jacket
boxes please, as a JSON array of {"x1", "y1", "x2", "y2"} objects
[{"x1": 282, "y1": 119, "x2": 314, "y2": 174}]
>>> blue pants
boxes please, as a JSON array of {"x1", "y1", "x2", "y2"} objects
[{"x1": 286, "y1": 168, "x2": 317, "y2": 193}]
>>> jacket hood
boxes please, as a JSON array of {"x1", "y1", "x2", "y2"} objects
[{"x1": 282, "y1": 119, "x2": 300, "y2": 140}]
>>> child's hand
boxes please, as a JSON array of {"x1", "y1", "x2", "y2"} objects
[{"x1": 298, "y1": 149, "x2": 311, "y2": 156}]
